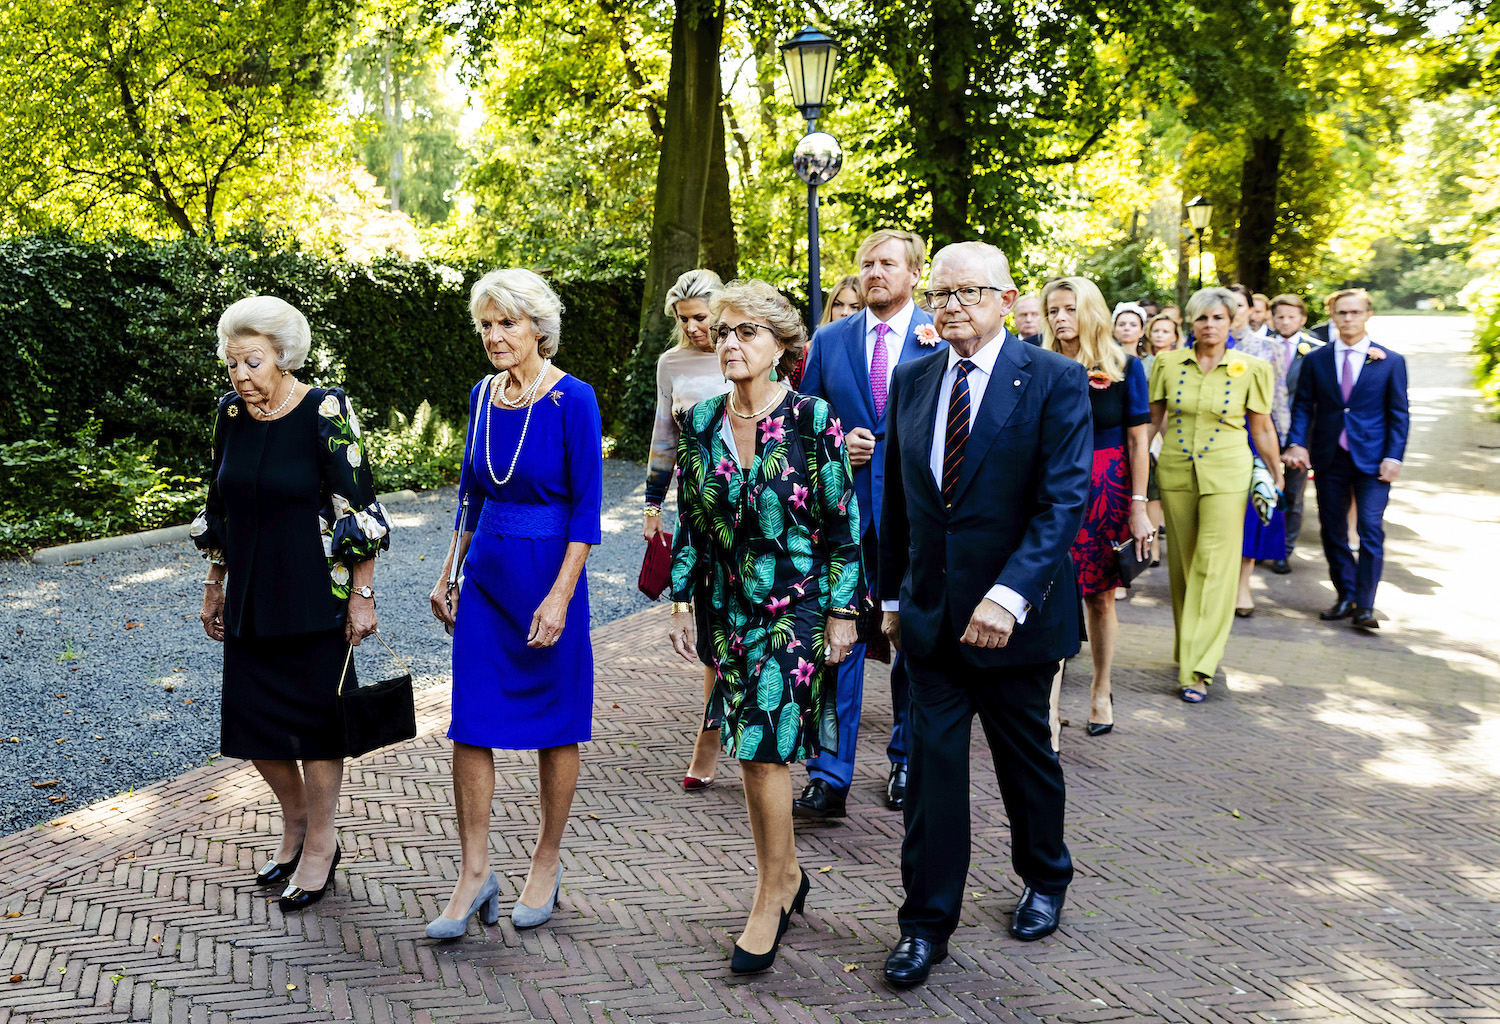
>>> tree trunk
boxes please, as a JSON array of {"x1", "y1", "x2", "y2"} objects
[
  {"x1": 926, "y1": 0, "x2": 972, "y2": 247},
  {"x1": 699, "y1": 76, "x2": 738, "y2": 281},
  {"x1": 381, "y1": 47, "x2": 403, "y2": 213},
  {"x1": 617, "y1": 0, "x2": 723, "y2": 457},
  {"x1": 1177, "y1": 195, "x2": 1191, "y2": 307},
  {"x1": 1235, "y1": 131, "x2": 1283, "y2": 293}
]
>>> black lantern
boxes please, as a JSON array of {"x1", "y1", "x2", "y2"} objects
[
  {"x1": 1186, "y1": 196, "x2": 1213, "y2": 291},
  {"x1": 780, "y1": 26, "x2": 839, "y2": 126}
]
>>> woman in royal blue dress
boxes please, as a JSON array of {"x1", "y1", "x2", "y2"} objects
[
  {"x1": 1040, "y1": 277, "x2": 1153, "y2": 738},
  {"x1": 426, "y1": 269, "x2": 604, "y2": 939}
]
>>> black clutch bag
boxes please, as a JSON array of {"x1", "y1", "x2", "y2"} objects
[
  {"x1": 338, "y1": 633, "x2": 416, "y2": 759},
  {"x1": 1113, "y1": 537, "x2": 1152, "y2": 588}
]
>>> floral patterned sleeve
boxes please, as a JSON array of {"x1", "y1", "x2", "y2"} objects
[
  {"x1": 315, "y1": 389, "x2": 391, "y2": 598},
  {"x1": 804, "y1": 397, "x2": 867, "y2": 616},
  {"x1": 188, "y1": 393, "x2": 233, "y2": 566},
  {"x1": 669, "y1": 408, "x2": 710, "y2": 604}
]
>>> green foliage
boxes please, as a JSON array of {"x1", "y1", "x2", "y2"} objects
[
  {"x1": 0, "y1": 235, "x2": 643, "y2": 477},
  {"x1": 363, "y1": 401, "x2": 466, "y2": 493},
  {"x1": 0, "y1": 0, "x2": 354, "y2": 239},
  {"x1": 0, "y1": 420, "x2": 203, "y2": 557},
  {"x1": 1466, "y1": 276, "x2": 1500, "y2": 417}
]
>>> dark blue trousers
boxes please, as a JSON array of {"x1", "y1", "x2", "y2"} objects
[{"x1": 1314, "y1": 448, "x2": 1390, "y2": 608}]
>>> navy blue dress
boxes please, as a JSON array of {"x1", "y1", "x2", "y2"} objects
[{"x1": 450, "y1": 374, "x2": 604, "y2": 750}]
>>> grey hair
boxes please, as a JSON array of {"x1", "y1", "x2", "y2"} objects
[
  {"x1": 1185, "y1": 287, "x2": 1238, "y2": 325},
  {"x1": 663, "y1": 268, "x2": 724, "y2": 350},
  {"x1": 928, "y1": 241, "x2": 1018, "y2": 292},
  {"x1": 470, "y1": 268, "x2": 564, "y2": 358},
  {"x1": 710, "y1": 279, "x2": 808, "y2": 379},
  {"x1": 217, "y1": 296, "x2": 311, "y2": 370}
]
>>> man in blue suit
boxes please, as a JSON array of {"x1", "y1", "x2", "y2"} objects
[
  {"x1": 796, "y1": 229, "x2": 942, "y2": 819},
  {"x1": 1284, "y1": 288, "x2": 1409, "y2": 630},
  {"x1": 879, "y1": 242, "x2": 1091, "y2": 987}
]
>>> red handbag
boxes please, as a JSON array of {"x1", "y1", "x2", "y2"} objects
[{"x1": 637, "y1": 530, "x2": 674, "y2": 600}]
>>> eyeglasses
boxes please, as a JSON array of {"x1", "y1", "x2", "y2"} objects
[
  {"x1": 713, "y1": 322, "x2": 776, "y2": 343},
  {"x1": 923, "y1": 286, "x2": 1005, "y2": 308}
]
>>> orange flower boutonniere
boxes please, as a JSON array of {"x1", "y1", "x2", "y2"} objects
[
  {"x1": 1087, "y1": 368, "x2": 1112, "y2": 390},
  {"x1": 1365, "y1": 346, "x2": 1386, "y2": 363}
]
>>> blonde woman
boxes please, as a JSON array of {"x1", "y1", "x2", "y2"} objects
[
  {"x1": 643, "y1": 269, "x2": 733, "y2": 790},
  {"x1": 1041, "y1": 277, "x2": 1153, "y2": 736}
]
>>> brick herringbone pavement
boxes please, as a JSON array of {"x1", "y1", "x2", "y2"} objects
[{"x1": 2, "y1": 602, "x2": 1498, "y2": 1024}]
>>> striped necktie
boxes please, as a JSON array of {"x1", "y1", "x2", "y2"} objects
[{"x1": 942, "y1": 360, "x2": 974, "y2": 510}]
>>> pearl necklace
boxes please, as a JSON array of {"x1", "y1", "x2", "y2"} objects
[
  {"x1": 483, "y1": 361, "x2": 551, "y2": 486},
  {"x1": 254, "y1": 380, "x2": 297, "y2": 419},
  {"x1": 729, "y1": 388, "x2": 783, "y2": 420},
  {"x1": 496, "y1": 360, "x2": 549, "y2": 408}
]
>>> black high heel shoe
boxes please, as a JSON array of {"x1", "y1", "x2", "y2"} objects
[
  {"x1": 730, "y1": 869, "x2": 810, "y2": 975},
  {"x1": 277, "y1": 847, "x2": 341, "y2": 911},
  {"x1": 1086, "y1": 695, "x2": 1114, "y2": 737},
  {"x1": 255, "y1": 845, "x2": 302, "y2": 885}
]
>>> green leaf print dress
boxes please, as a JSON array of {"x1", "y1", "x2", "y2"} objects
[{"x1": 669, "y1": 392, "x2": 867, "y2": 765}]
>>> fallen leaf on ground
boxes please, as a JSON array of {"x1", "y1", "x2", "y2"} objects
[
  {"x1": 55, "y1": 738, "x2": 67, "y2": 744},
  {"x1": 48, "y1": 796, "x2": 65, "y2": 804},
  {"x1": 586, "y1": 812, "x2": 598, "y2": 819},
  {"x1": 151, "y1": 935, "x2": 160, "y2": 942},
  {"x1": 286, "y1": 984, "x2": 297, "y2": 991},
  {"x1": 183, "y1": 699, "x2": 194, "y2": 704},
  {"x1": 31, "y1": 780, "x2": 59, "y2": 789},
  {"x1": 124, "y1": 621, "x2": 140, "y2": 629},
  {"x1": 8, "y1": 974, "x2": 21, "y2": 983},
  {"x1": 200, "y1": 793, "x2": 218, "y2": 802},
  {"x1": 4, "y1": 912, "x2": 19, "y2": 919},
  {"x1": 162, "y1": 684, "x2": 174, "y2": 692},
  {"x1": 54, "y1": 693, "x2": 67, "y2": 698},
  {"x1": 843, "y1": 964, "x2": 858, "y2": 972},
  {"x1": 818, "y1": 866, "x2": 832, "y2": 874},
  {"x1": 1230, "y1": 809, "x2": 1242, "y2": 819}
]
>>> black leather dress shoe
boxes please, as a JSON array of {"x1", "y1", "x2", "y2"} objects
[
  {"x1": 883, "y1": 935, "x2": 948, "y2": 988},
  {"x1": 1009, "y1": 886, "x2": 1064, "y2": 941},
  {"x1": 1351, "y1": 607, "x2": 1379, "y2": 630},
  {"x1": 792, "y1": 779, "x2": 847, "y2": 819},
  {"x1": 277, "y1": 848, "x2": 341, "y2": 912},
  {"x1": 1320, "y1": 599, "x2": 1356, "y2": 621},
  {"x1": 1270, "y1": 558, "x2": 1292, "y2": 575},
  {"x1": 255, "y1": 846, "x2": 302, "y2": 885},
  {"x1": 884, "y1": 763, "x2": 908, "y2": 811}
]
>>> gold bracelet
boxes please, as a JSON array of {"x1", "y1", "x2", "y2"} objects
[
  {"x1": 644, "y1": 505, "x2": 662, "y2": 517},
  {"x1": 672, "y1": 602, "x2": 692, "y2": 614}
]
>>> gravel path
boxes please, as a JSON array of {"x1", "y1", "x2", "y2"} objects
[{"x1": 0, "y1": 458, "x2": 675, "y2": 835}]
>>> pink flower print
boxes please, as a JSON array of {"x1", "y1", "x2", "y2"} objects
[
  {"x1": 792, "y1": 658, "x2": 817, "y2": 688},
  {"x1": 759, "y1": 415, "x2": 786, "y2": 444},
  {"x1": 714, "y1": 456, "x2": 735, "y2": 481},
  {"x1": 826, "y1": 418, "x2": 845, "y2": 448},
  {"x1": 729, "y1": 635, "x2": 747, "y2": 656},
  {"x1": 765, "y1": 595, "x2": 791, "y2": 615},
  {"x1": 790, "y1": 484, "x2": 810, "y2": 510}
]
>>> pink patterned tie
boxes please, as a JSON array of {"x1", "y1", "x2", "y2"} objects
[
  {"x1": 1338, "y1": 347, "x2": 1355, "y2": 450},
  {"x1": 871, "y1": 322, "x2": 891, "y2": 418}
]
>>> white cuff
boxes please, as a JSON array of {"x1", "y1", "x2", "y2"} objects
[
  {"x1": 985, "y1": 585, "x2": 1030, "y2": 625},
  {"x1": 881, "y1": 600, "x2": 900, "y2": 613},
  {"x1": 1381, "y1": 458, "x2": 1401, "y2": 465}
]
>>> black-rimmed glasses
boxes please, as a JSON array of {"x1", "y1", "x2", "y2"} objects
[
  {"x1": 924, "y1": 286, "x2": 1005, "y2": 307},
  {"x1": 713, "y1": 322, "x2": 777, "y2": 343}
]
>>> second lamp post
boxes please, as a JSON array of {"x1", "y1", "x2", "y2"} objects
[{"x1": 781, "y1": 26, "x2": 841, "y2": 329}]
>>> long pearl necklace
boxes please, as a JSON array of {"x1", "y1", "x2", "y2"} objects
[
  {"x1": 484, "y1": 360, "x2": 551, "y2": 486},
  {"x1": 254, "y1": 379, "x2": 297, "y2": 419},
  {"x1": 496, "y1": 360, "x2": 548, "y2": 408}
]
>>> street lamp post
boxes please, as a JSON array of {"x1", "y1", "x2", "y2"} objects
[
  {"x1": 1186, "y1": 195, "x2": 1213, "y2": 292},
  {"x1": 781, "y1": 26, "x2": 841, "y2": 329}
]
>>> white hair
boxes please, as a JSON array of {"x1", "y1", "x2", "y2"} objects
[
  {"x1": 469, "y1": 268, "x2": 564, "y2": 358},
  {"x1": 216, "y1": 296, "x2": 311, "y2": 370},
  {"x1": 928, "y1": 241, "x2": 1018, "y2": 291},
  {"x1": 1185, "y1": 287, "x2": 1238, "y2": 325}
]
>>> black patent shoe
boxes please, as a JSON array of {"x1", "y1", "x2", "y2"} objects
[
  {"x1": 278, "y1": 847, "x2": 341, "y2": 912},
  {"x1": 1009, "y1": 886, "x2": 1065, "y2": 941},
  {"x1": 255, "y1": 846, "x2": 302, "y2": 885},
  {"x1": 1351, "y1": 607, "x2": 1380, "y2": 630},
  {"x1": 792, "y1": 779, "x2": 847, "y2": 819},
  {"x1": 730, "y1": 906, "x2": 791, "y2": 974},
  {"x1": 884, "y1": 763, "x2": 908, "y2": 811},
  {"x1": 1270, "y1": 558, "x2": 1292, "y2": 575},
  {"x1": 1320, "y1": 599, "x2": 1356, "y2": 621},
  {"x1": 884, "y1": 935, "x2": 948, "y2": 988}
]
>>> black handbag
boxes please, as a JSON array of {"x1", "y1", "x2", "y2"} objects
[
  {"x1": 1113, "y1": 536, "x2": 1152, "y2": 588},
  {"x1": 338, "y1": 633, "x2": 417, "y2": 758}
]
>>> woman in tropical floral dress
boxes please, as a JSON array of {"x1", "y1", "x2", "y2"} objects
[
  {"x1": 667, "y1": 280, "x2": 864, "y2": 975},
  {"x1": 192, "y1": 295, "x2": 390, "y2": 913}
]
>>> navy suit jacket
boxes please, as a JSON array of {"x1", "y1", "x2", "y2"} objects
[
  {"x1": 879, "y1": 334, "x2": 1091, "y2": 667},
  {"x1": 799, "y1": 305, "x2": 942, "y2": 544},
  {"x1": 1286, "y1": 340, "x2": 1409, "y2": 475}
]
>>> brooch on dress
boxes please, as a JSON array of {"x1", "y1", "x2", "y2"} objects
[
  {"x1": 226, "y1": 404, "x2": 239, "y2": 417},
  {"x1": 548, "y1": 390, "x2": 563, "y2": 405}
]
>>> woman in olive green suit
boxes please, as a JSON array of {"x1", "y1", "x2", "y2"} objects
[{"x1": 1149, "y1": 288, "x2": 1283, "y2": 701}]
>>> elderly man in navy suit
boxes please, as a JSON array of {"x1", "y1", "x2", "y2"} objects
[
  {"x1": 1284, "y1": 288, "x2": 1409, "y2": 630},
  {"x1": 878, "y1": 242, "x2": 1091, "y2": 987},
  {"x1": 795, "y1": 229, "x2": 942, "y2": 819}
]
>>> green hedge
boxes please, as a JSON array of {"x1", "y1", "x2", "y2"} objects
[{"x1": 0, "y1": 235, "x2": 643, "y2": 475}]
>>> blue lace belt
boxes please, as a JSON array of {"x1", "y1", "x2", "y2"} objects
[{"x1": 476, "y1": 500, "x2": 569, "y2": 540}]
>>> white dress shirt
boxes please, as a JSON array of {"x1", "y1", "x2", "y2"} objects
[
  {"x1": 1333, "y1": 333, "x2": 1371, "y2": 391},
  {"x1": 864, "y1": 301, "x2": 915, "y2": 397},
  {"x1": 881, "y1": 333, "x2": 1031, "y2": 625}
]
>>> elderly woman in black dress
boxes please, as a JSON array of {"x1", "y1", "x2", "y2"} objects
[
  {"x1": 667, "y1": 279, "x2": 863, "y2": 974},
  {"x1": 192, "y1": 295, "x2": 391, "y2": 911}
]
